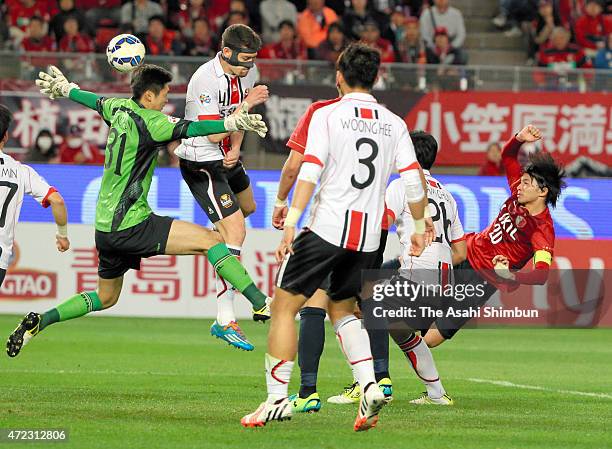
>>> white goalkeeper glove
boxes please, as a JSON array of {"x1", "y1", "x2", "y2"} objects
[
  {"x1": 224, "y1": 102, "x2": 268, "y2": 138},
  {"x1": 35, "y1": 65, "x2": 80, "y2": 100}
]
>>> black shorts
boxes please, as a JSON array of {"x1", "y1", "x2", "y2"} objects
[
  {"x1": 433, "y1": 259, "x2": 498, "y2": 340},
  {"x1": 95, "y1": 214, "x2": 174, "y2": 279},
  {"x1": 276, "y1": 230, "x2": 379, "y2": 301},
  {"x1": 179, "y1": 158, "x2": 251, "y2": 223},
  {"x1": 317, "y1": 229, "x2": 389, "y2": 295}
]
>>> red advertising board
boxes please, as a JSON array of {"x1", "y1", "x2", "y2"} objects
[{"x1": 404, "y1": 91, "x2": 612, "y2": 166}]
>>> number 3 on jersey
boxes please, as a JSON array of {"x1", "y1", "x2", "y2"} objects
[
  {"x1": 352, "y1": 137, "x2": 378, "y2": 190},
  {"x1": 105, "y1": 127, "x2": 127, "y2": 176}
]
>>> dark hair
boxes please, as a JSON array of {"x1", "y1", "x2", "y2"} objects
[
  {"x1": 130, "y1": 64, "x2": 173, "y2": 99},
  {"x1": 278, "y1": 19, "x2": 295, "y2": 31},
  {"x1": 523, "y1": 152, "x2": 566, "y2": 207},
  {"x1": 336, "y1": 43, "x2": 380, "y2": 90},
  {"x1": 148, "y1": 15, "x2": 166, "y2": 26},
  {"x1": 0, "y1": 104, "x2": 12, "y2": 140},
  {"x1": 29, "y1": 15, "x2": 44, "y2": 24},
  {"x1": 410, "y1": 130, "x2": 438, "y2": 169},
  {"x1": 221, "y1": 24, "x2": 262, "y2": 51}
]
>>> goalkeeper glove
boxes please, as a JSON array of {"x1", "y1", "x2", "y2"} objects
[
  {"x1": 224, "y1": 102, "x2": 268, "y2": 138},
  {"x1": 35, "y1": 65, "x2": 80, "y2": 100}
]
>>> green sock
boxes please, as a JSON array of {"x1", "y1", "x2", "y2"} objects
[
  {"x1": 39, "y1": 291, "x2": 104, "y2": 331},
  {"x1": 207, "y1": 243, "x2": 267, "y2": 310}
]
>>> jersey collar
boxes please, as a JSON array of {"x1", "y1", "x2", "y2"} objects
[
  {"x1": 342, "y1": 92, "x2": 377, "y2": 103},
  {"x1": 130, "y1": 97, "x2": 145, "y2": 109},
  {"x1": 213, "y1": 53, "x2": 226, "y2": 78}
]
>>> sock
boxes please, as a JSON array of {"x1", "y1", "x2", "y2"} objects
[
  {"x1": 367, "y1": 327, "x2": 390, "y2": 382},
  {"x1": 265, "y1": 353, "x2": 294, "y2": 402},
  {"x1": 360, "y1": 299, "x2": 390, "y2": 382},
  {"x1": 334, "y1": 315, "x2": 376, "y2": 391},
  {"x1": 298, "y1": 307, "x2": 326, "y2": 398},
  {"x1": 207, "y1": 243, "x2": 266, "y2": 310},
  {"x1": 39, "y1": 291, "x2": 103, "y2": 331},
  {"x1": 215, "y1": 245, "x2": 240, "y2": 325},
  {"x1": 398, "y1": 334, "x2": 446, "y2": 398}
]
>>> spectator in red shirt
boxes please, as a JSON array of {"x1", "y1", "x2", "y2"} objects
[
  {"x1": 59, "y1": 125, "x2": 104, "y2": 164},
  {"x1": 359, "y1": 18, "x2": 396, "y2": 62},
  {"x1": 7, "y1": 0, "x2": 53, "y2": 32},
  {"x1": 58, "y1": 16, "x2": 93, "y2": 52},
  {"x1": 537, "y1": 26, "x2": 590, "y2": 68},
  {"x1": 314, "y1": 21, "x2": 348, "y2": 63},
  {"x1": 260, "y1": 20, "x2": 307, "y2": 60},
  {"x1": 173, "y1": 0, "x2": 210, "y2": 37},
  {"x1": 20, "y1": 15, "x2": 55, "y2": 51},
  {"x1": 144, "y1": 16, "x2": 184, "y2": 56},
  {"x1": 574, "y1": 0, "x2": 612, "y2": 56},
  {"x1": 478, "y1": 142, "x2": 505, "y2": 176},
  {"x1": 183, "y1": 18, "x2": 218, "y2": 57},
  {"x1": 425, "y1": 26, "x2": 463, "y2": 64}
]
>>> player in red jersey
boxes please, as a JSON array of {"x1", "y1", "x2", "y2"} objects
[{"x1": 423, "y1": 124, "x2": 566, "y2": 347}]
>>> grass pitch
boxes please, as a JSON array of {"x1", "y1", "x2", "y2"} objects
[{"x1": 0, "y1": 315, "x2": 611, "y2": 449}]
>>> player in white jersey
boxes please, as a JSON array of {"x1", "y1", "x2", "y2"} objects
[
  {"x1": 372, "y1": 130, "x2": 467, "y2": 405},
  {"x1": 175, "y1": 24, "x2": 270, "y2": 351},
  {"x1": 241, "y1": 44, "x2": 428, "y2": 432},
  {"x1": 0, "y1": 104, "x2": 69, "y2": 290}
]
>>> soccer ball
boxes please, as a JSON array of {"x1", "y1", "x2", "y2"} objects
[{"x1": 106, "y1": 34, "x2": 146, "y2": 73}]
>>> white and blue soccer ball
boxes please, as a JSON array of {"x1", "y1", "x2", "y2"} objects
[{"x1": 106, "y1": 34, "x2": 146, "y2": 73}]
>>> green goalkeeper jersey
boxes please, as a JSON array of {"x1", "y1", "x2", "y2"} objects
[
  {"x1": 94, "y1": 97, "x2": 193, "y2": 232},
  {"x1": 90, "y1": 94, "x2": 229, "y2": 232}
]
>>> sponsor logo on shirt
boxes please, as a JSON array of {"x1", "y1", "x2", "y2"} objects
[
  {"x1": 220, "y1": 193, "x2": 233, "y2": 209},
  {"x1": 200, "y1": 93, "x2": 212, "y2": 104}
]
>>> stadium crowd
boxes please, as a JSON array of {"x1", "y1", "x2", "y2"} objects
[{"x1": 0, "y1": 0, "x2": 609, "y2": 67}]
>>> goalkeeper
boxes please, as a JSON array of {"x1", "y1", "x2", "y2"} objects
[{"x1": 7, "y1": 64, "x2": 271, "y2": 357}]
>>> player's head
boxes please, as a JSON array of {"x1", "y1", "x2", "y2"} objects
[
  {"x1": 410, "y1": 130, "x2": 438, "y2": 170},
  {"x1": 220, "y1": 24, "x2": 262, "y2": 77},
  {"x1": 518, "y1": 152, "x2": 566, "y2": 208},
  {"x1": 0, "y1": 104, "x2": 12, "y2": 149},
  {"x1": 130, "y1": 64, "x2": 173, "y2": 111},
  {"x1": 335, "y1": 43, "x2": 380, "y2": 95}
]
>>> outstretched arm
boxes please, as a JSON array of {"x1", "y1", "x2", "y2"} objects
[
  {"x1": 69, "y1": 89, "x2": 100, "y2": 110},
  {"x1": 503, "y1": 124, "x2": 543, "y2": 190},
  {"x1": 47, "y1": 192, "x2": 70, "y2": 252}
]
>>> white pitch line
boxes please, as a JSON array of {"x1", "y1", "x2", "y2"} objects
[{"x1": 467, "y1": 378, "x2": 612, "y2": 400}]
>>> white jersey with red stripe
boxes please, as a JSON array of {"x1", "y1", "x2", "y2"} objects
[
  {"x1": 385, "y1": 171, "x2": 465, "y2": 284},
  {"x1": 0, "y1": 152, "x2": 55, "y2": 269},
  {"x1": 302, "y1": 92, "x2": 421, "y2": 253},
  {"x1": 175, "y1": 53, "x2": 257, "y2": 162}
]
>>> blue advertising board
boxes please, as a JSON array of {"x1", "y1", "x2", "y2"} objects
[{"x1": 20, "y1": 165, "x2": 611, "y2": 240}]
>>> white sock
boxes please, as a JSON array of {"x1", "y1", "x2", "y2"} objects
[
  {"x1": 334, "y1": 316, "x2": 376, "y2": 392},
  {"x1": 399, "y1": 334, "x2": 446, "y2": 399},
  {"x1": 265, "y1": 353, "x2": 294, "y2": 402},
  {"x1": 215, "y1": 245, "x2": 241, "y2": 325}
]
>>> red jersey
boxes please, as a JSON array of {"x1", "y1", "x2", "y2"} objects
[
  {"x1": 478, "y1": 160, "x2": 504, "y2": 176},
  {"x1": 7, "y1": 0, "x2": 54, "y2": 30},
  {"x1": 21, "y1": 35, "x2": 56, "y2": 52},
  {"x1": 467, "y1": 136, "x2": 555, "y2": 282},
  {"x1": 574, "y1": 14, "x2": 612, "y2": 50},
  {"x1": 58, "y1": 33, "x2": 94, "y2": 52},
  {"x1": 259, "y1": 40, "x2": 308, "y2": 60},
  {"x1": 286, "y1": 97, "x2": 342, "y2": 154}
]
